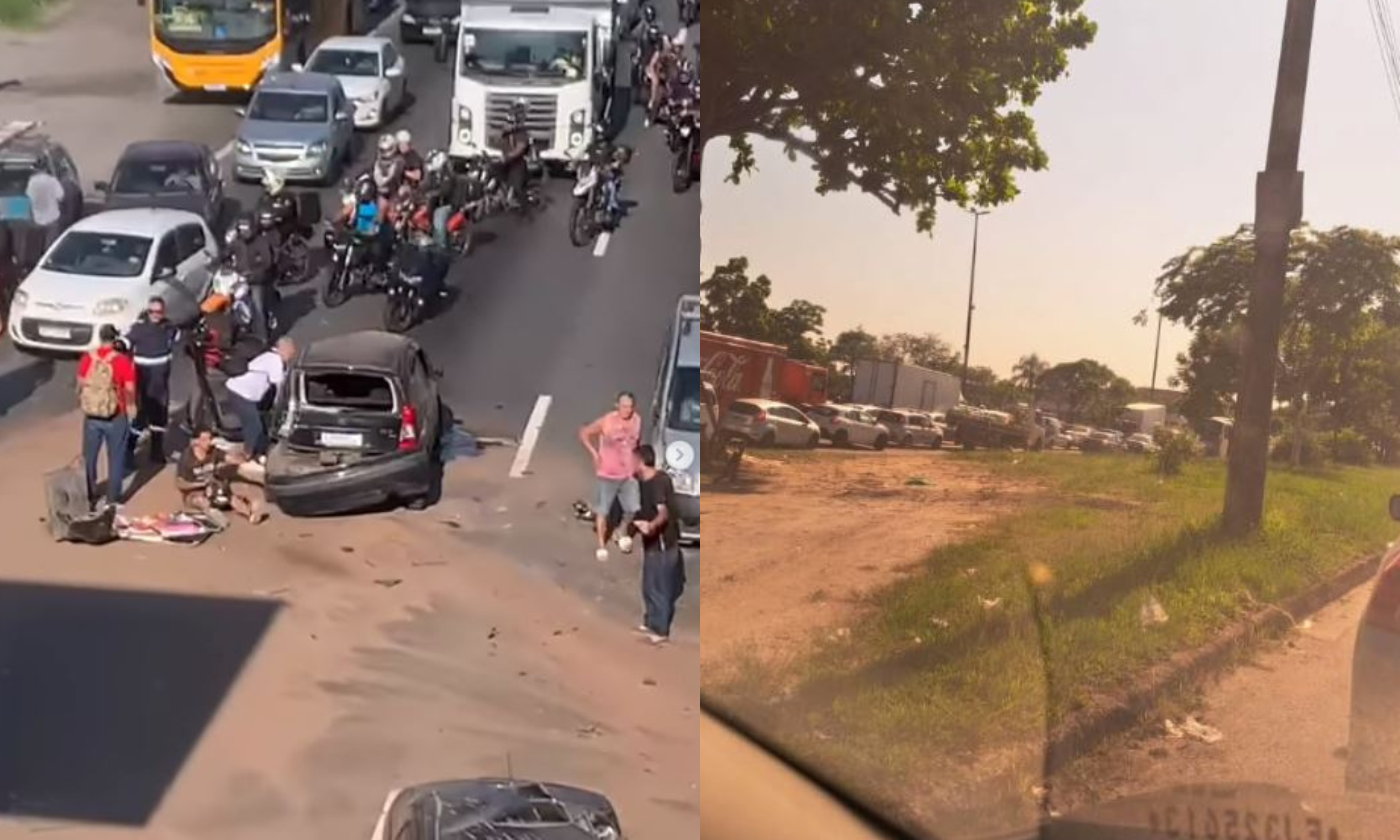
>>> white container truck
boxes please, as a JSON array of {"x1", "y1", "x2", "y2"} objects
[
  {"x1": 851, "y1": 359, "x2": 963, "y2": 413},
  {"x1": 1122, "y1": 403, "x2": 1167, "y2": 434},
  {"x1": 450, "y1": 0, "x2": 616, "y2": 166}
]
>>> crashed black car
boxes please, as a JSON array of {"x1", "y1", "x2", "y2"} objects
[
  {"x1": 265, "y1": 331, "x2": 449, "y2": 517},
  {"x1": 370, "y1": 779, "x2": 623, "y2": 840},
  {"x1": 96, "y1": 140, "x2": 225, "y2": 230}
]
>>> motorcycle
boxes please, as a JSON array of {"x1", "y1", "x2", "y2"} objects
[
  {"x1": 255, "y1": 191, "x2": 317, "y2": 286},
  {"x1": 211, "y1": 263, "x2": 279, "y2": 338},
  {"x1": 669, "y1": 103, "x2": 701, "y2": 193},
  {"x1": 383, "y1": 238, "x2": 447, "y2": 333},
  {"x1": 321, "y1": 223, "x2": 390, "y2": 309},
  {"x1": 568, "y1": 142, "x2": 627, "y2": 248}
]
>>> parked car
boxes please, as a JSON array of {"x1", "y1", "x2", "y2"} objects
[
  {"x1": 1080, "y1": 430, "x2": 1124, "y2": 453},
  {"x1": 1125, "y1": 432, "x2": 1159, "y2": 453},
  {"x1": 96, "y1": 140, "x2": 226, "y2": 230},
  {"x1": 296, "y1": 36, "x2": 409, "y2": 130},
  {"x1": 723, "y1": 398, "x2": 820, "y2": 448},
  {"x1": 266, "y1": 331, "x2": 450, "y2": 516},
  {"x1": 875, "y1": 408, "x2": 944, "y2": 448},
  {"x1": 806, "y1": 404, "x2": 890, "y2": 450},
  {"x1": 367, "y1": 778, "x2": 624, "y2": 840},
  {"x1": 233, "y1": 71, "x2": 357, "y2": 185},
  {"x1": 1063, "y1": 424, "x2": 1093, "y2": 448},
  {"x1": 8, "y1": 208, "x2": 216, "y2": 352}
]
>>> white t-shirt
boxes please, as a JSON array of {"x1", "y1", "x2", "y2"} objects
[
  {"x1": 226, "y1": 351, "x2": 286, "y2": 403},
  {"x1": 25, "y1": 171, "x2": 63, "y2": 227}
]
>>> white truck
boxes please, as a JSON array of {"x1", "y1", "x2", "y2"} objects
[
  {"x1": 851, "y1": 359, "x2": 964, "y2": 414},
  {"x1": 1122, "y1": 402, "x2": 1168, "y2": 434},
  {"x1": 450, "y1": 0, "x2": 617, "y2": 167}
]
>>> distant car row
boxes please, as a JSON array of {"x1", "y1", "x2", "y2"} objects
[
  {"x1": 1042, "y1": 418, "x2": 1159, "y2": 453},
  {"x1": 721, "y1": 398, "x2": 948, "y2": 451}
]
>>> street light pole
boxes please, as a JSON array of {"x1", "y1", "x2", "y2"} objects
[
  {"x1": 1150, "y1": 308, "x2": 1164, "y2": 398},
  {"x1": 961, "y1": 209, "x2": 989, "y2": 392},
  {"x1": 1223, "y1": 0, "x2": 1315, "y2": 536}
]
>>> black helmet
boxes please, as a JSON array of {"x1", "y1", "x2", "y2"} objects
[
  {"x1": 354, "y1": 177, "x2": 377, "y2": 204},
  {"x1": 643, "y1": 3, "x2": 656, "y2": 22},
  {"x1": 234, "y1": 213, "x2": 256, "y2": 240}
]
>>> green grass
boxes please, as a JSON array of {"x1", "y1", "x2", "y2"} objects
[
  {"x1": 707, "y1": 452, "x2": 1400, "y2": 828},
  {"x1": 0, "y1": 0, "x2": 48, "y2": 28}
]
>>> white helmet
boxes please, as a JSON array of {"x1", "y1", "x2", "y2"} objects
[
  {"x1": 395, "y1": 129, "x2": 412, "y2": 146},
  {"x1": 426, "y1": 149, "x2": 448, "y2": 173},
  {"x1": 377, "y1": 134, "x2": 396, "y2": 155},
  {"x1": 261, "y1": 168, "x2": 285, "y2": 196}
]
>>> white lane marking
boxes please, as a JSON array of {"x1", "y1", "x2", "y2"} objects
[
  {"x1": 592, "y1": 232, "x2": 611, "y2": 258},
  {"x1": 211, "y1": 6, "x2": 403, "y2": 165},
  {"x1": 509, "y1": 395, "x2": 552, "y2": 478}
]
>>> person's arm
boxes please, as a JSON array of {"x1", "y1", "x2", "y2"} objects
[
  {"x1": 578, "y1": 416, "x2": 604, "y2": 460},
  {"x1": 122, "y1": 359, "x2": 138, "y2": 418}
]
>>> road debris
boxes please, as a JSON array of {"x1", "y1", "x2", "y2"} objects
[
  {"x1": 928, "y1": 616, "x2": 951, "y2": 629},
  {"x1": 576, "y1": 723, "x2": 603, "y2": 739},
  {"x1": 373, "y1": 579, "x2": 403, "y2": 589},
  {"x1": 487, "y1": 627, "x2": 498, "y2": 640},
  {"x1": 978, "y1": 596, "x2": 1003, "y2": 610},
  {"x1": 642, "y1": 678, "x2": 657, "y2": 687},
  {"x1": 1140, "y1": 594, "x2": 1169, "y2": 627},
  {"x1": 1164, "y1": 716, "x2": 1223, "y2": 744}
]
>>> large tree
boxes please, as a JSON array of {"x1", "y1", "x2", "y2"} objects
[
  {"x1": 830, "y1": 327, "x2": 881, "y2": 372},
  {"x1": 1040, "y1": 359, "x2": 1134, "y2": 425},
  {"x1": 876, "y1": 332, "x2": 961, "y2": 372},
  {"x1": 708, "y1": 0, "x2": 1097, "y2": 232},
  {"x1": 1012, "y1": 353, "x2": 1050, "y2": 400},
  {"x1": 699, "y1": 257, "x2": 829, "y2": 358}
]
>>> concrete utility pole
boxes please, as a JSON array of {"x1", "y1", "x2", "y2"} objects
[
  {"x1": 961, "y1": 209, "x2": 990, "y2": 392},
  {"x1": 1223, "y1": 0, "x2": 1316, "y2": 536},
  {"x1": 1150, "y1": 308, "x2": 1164, "y2": 399}
]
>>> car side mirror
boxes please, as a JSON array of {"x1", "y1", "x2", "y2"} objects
[
  {"x1": 154, "y1": 265, "x2": 176, "y2": 282},
  {"x1": 386, "y1": 64, "x2": 404, "y2": 79},
  {"x1": 94, "y1": 180, "x2": 110, "y2": 193},
  {"x1": 1390, "y1": 494, "x2": 1400, "y2": 522},
  {"x1": 234, "y1": 106, "x2": 247, "y2": 117},
  {"x1": 335, "y1": 110, "x2": 350, "y2": 122},
  {"x1": 291, "y1": 62, "x2": 306, "y2": 72}
]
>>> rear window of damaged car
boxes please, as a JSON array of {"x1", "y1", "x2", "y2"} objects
[{"x1": 302, "y1": 371, "x2": 396, "y2": 412}]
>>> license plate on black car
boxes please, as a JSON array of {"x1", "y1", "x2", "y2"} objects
[
  {"x1": 320, "y1": 431, "x2": 364, "y2": 448},
  {"x1": 423, "y1": 25, "x2": 442, "y2": 34}
]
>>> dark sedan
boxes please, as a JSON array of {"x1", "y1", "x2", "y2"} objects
[
  {"x1": 265, "y1": 331, "x2": 450, "y2": 517},
  {"x1": 96, "y1": 140, "x2": 226, "y2": 231}
]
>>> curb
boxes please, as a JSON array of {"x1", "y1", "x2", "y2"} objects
[{"x1": 1045, "y1": 550, "x2": 1385, "y2": 775}]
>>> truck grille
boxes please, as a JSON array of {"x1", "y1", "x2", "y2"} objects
[{"x1": 485, "y1": 93, "x2": 557, "y2": 151}]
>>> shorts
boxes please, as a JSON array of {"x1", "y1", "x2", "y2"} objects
[{"x1": 595, "y1": 476, "x2": 640, "y2": 518}]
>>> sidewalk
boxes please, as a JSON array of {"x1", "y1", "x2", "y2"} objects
[
  {"x1": 0, "y1": 0, "x2": 237, "y2": 187},
  {"x1": 0, "y1": 412, "x2": 699, "y2": 840}
]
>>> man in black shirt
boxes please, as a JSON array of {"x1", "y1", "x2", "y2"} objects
[
  {"x1": 633, "y1": 444, "x2": 685, "y2": 644},
  {"x1": 175, "y1": 427, "x2": 266, "y2": 528}
]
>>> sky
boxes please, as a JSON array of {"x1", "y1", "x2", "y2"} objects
[{"x1": 699, "y1": 0, "x2": 1400, "y2": 388}]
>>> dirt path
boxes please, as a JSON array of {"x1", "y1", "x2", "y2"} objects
[{"x1": 701, "y1": 448, "x2": 1034, "y2": 681}]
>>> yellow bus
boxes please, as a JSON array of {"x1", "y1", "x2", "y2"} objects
[{"x1": 142, "y1": 0, "x2": 366, "y2": 95}]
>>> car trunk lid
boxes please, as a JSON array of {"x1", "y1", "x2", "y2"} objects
[{"x1": 281, "y1": 369, "x2": 405, "y2": 458}]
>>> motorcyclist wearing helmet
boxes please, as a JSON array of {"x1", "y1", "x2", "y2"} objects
[
  {"x1": 225, "y1": 212, "x2": 276, "y2": 344},
  {"x1": 256, "y1": 169, "x2": 298, "y2": 248},
  {"x1": 668, "y1": 60, "x2": 698, "y2": 117},
  {"x1": 371, "y1": 133, "x2": 406, "y2": 203},
  {"x1": 397, "y1": 129, "x2": 424, "y2": 188},
  {"x1": 500, "y1": 99, "x2": 533, "y2": 209},
  {"x1": 343, "y1": 174, "x2": 396, "y2": 272},
  {"x1": 420, "y1": 150, "x2": 458, "y2": 249}
]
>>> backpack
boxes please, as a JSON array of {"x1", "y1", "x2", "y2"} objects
[{"x1": 79, "y1": 351, "x2": 120, "y2": 419}]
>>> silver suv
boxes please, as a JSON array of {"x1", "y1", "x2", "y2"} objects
[{"x1": 233, "y1": 71, "x2": 356, "y2": 186}]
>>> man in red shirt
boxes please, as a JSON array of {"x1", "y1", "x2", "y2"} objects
[{"x1": 77, "y1": 325, "x2": 138, "y2": 508}]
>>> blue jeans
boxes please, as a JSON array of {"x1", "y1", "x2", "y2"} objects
[
  {"x1": 83, "y1": 414, "x2": 130, "y2": 506},
  {"x1": 642, "y1": 543, "x2": 685, "y2": 637},
  {"x1": 432, "y1": 204, "x2": 452, "y2": 249},
  {"x1": 604, "y1": 176, "x2": 621, "y2": 216},
  {"x1": 230, "y1": 392, "x2": 266, "y2": 458}
]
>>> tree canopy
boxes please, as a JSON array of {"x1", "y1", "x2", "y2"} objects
[
  {"x1": 1040, "y1": 359, "x2": 1135, "y2": 425},
  {"x1": 699, "y1": 257, "x2": 829, "y2": 361},
  {"x1": 707, "y1": 0, "x2": 1097, "y2": 231}
]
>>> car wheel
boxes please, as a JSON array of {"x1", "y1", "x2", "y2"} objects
[
  {"x1": 759, "y1": 431, "x2": 777, "y2": 448},
  {"x1": 874, "y1": 435, "x2": 888, "y2": 451},
  {"x1": 932, "y1": 436, "x2": 944, "y2": 450},
  {"x1": 902, "y1": 435, "x2": 914, "y2": 448},
  {"x1": 834, "y1": 430, "x2": 850, "y2": 448},
  {"x1": 807, "y1": 433, "x2": 820, "y2": 449}
]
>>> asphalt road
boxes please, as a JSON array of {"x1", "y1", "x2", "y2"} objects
[{"x1": 0, "y1": 0, "x2": 700, "y2": 624}]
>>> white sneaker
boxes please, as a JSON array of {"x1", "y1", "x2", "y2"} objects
[
  {"x1": 595, "y1": 547, "x2": 609, "y2": 562},
  {"x1": 618, "y1": 535, "x2": 634, "y2": 554},
  {"x1": 647, "y1": 633, "x2": 669, "y2": 645}
]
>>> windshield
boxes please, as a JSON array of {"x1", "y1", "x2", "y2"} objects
[
  {"x1": 667, "y1": 366, "x2": 702, "y2": 433},
  {"x1": 42, "y1": 232, "x2": 152, "y2": 278},
  {"x1": 152, "y1": 0, "x2": 276, "y2": 44},
  {"x1": 459, "y1": 28, "x2": 587, "y2": 81},
  {"x1": 307, "y1": 48, "x2": 380, "y2": 77},
  {"x1": 302, "y1": 372, "x2": 395, "y2": 412},
  {"x1": 248, "y1": 91, "x2": 329, "y2": 123},
  {"x1": 111, "y1": 159, "x2": 204, "y2": 194}
]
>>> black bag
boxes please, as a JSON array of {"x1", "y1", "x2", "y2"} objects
[{"x1": 44, "y1": 463, "x2": 117, "y2": 545}]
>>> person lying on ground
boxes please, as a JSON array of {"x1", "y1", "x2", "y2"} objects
[{"x1": 175, "y1": 427, "x2": 267, "y2": 528}]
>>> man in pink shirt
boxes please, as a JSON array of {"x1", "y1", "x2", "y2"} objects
[{"x1": 579, "y1": 391, "x2": 643, "y2": 561}]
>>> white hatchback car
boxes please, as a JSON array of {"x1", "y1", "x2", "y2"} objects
[
  {"x1": 298, "y1": 36, "x2": 408, "y2": 129},
  {"x1": 722, "y1": 398, "x2": 820, "y2": 448},
  {"x1": 8, "y1": 208, "x2": 216, "y2": 353}
]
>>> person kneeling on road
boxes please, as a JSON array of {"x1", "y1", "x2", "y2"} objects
[
  {"x1": 176, "y1": 426, "x2": 267, "y2": 528},
  {"x1": 224, "y1": 337, "x2": 297, "y2": 464}
]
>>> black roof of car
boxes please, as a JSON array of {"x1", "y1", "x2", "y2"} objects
[
  {"x1": 393, "y1": 778, "x2": 616, "y2": 840},
  {"x1": 298, "y1": 330, "x2": 417, "y2": 372},
  {"x1": 117, "y1": 140, "x2": 208, "y2": 163}
]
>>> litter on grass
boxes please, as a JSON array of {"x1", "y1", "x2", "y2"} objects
[
  {"x1": 1140, "y1": 594, "x2": 1170, "y2": 627},
  {"x1": 1164, "y1": 716, "x2": 1223, "y2": 744}
]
